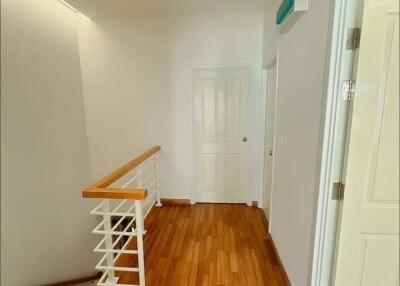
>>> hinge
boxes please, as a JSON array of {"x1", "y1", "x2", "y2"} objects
[
  {"x1": 346, "y1": 27, "x2": 361, "y2": 50},
  {"x1": 332, "y1": 182, "x2": 345, "y2": 201},
  {"x1": 341, "y1": 80, "x2": 355, "y2": 101}
]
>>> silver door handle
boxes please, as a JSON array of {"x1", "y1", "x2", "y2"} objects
[{"x1": 242, "y1": 137, "x2": 248, "y2": 142}]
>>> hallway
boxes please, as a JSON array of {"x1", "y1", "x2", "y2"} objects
[{"x1": 116, "y1": 204, "x2": 288, "y2": 286}]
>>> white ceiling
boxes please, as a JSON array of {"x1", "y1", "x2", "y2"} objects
[{"x1": 65, "y1": 0, "x2": 264, "y2": 18}]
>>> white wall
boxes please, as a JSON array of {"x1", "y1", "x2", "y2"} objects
[
  {"x1": 77, "y1": 10, "x2": 263, "y2": 200},
  {"x1": 262, "y1": 1, "x2": 333, "y2": 285},
  {"x1": 1, "y1": 0, "x2": 98, "y2": 285}
]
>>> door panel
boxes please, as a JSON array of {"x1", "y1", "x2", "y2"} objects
[
  {"x1": 334, "y1": 0, "x2": 399, "y2": 285},
  {"x1": 357, "y1": 235, "x2": 398, "y2": 286},
  {"x1": 194, "y1": 67, "x2": 251, "y2": 203},
  {"x1": 202, "y1": 155, "x2": 217, "y2": 191},
  {"x1": 202, "y1": 79, "x2": 217, "y2": 142},
  {"x1": 225, "y1": 78, "x2": 241, "y2": 142},
  {"x1": 224, "y1": 155, "x2": 240, "y2": 192}
]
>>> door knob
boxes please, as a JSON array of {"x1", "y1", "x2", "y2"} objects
[
  {"x1": 242, "y1": 137, "x2": 248, "y2": 142},
  {"x1": 269, "y1": 150, "x2": 273, "y2": 156}
]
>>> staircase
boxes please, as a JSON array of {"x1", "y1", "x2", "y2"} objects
[{"x1": 82, "y1": 146, "x2": 162, "y2": 286}]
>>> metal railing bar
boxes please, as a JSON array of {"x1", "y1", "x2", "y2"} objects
[
  {"x1": 93, "y1": 235, "x2": 138, "y2": 254},
  {"x1": 95, "y1": 252, "x2": 109, "y2": 270},
  {"x1": 86, "y1": 146, "x2": 160, "y2": 190},
  {"x1": 111, "y1": 215, "x2": 137, "y2": 249},
  {"x1": 93, "y1": 199, "x2": 135, "y2": 217},
  {"x1": 84, "y1": 146, "x2": 162, "y2": 286},
  {"x1": 94, "y1": 248, "x2": 138, "y2": 254},
  {"x1": 111, "y1": 216, "x2": 126, "y2": 232},
  {"x1": 141, "y1": 166, "x2": 157, "y2": 175},
  {"x1": 111, "y1": 199, "x2": 128, "y2": 214},
  {"x1": 93, "y1": 229, "x2": 136, "y2": 236},
  {"x1": 92, "y1": 211, "x2": 136, "y2": 217},
  {"x1": 97, "y1": 277, "x2": 138, "y2": 286},
  {"x1": 143, "y1": 192, "x2": 157, "y2": 211},
  {"x1": 90, "y1": 202, "x2": 105, "y2": 215},
  {"x1": 142, "y1": 176, "x2": 156, "y2": 189},
  {"x1": 93, "y1": 219, "x2": 137, "y2": 236},
  {"x1": 96, "y1": 265, "x2": 139, "y2": 272},
  {"x1": 96, "y1": 271, "x2": 109, "y2": 286},
  {"x1": 111, "y1": 204, "x2": 135, "y2": 232},
  {"x1": 112, "y1": 236, "x2": 134, "y2": 265},
  {"x1": 141, "y1": 173, "x2": 156, "y2": 187},
  {"x1": 94, "y1": 236, "x2": 107, "y2": 253},
  {"x1": 144, "y1": 198, "x2": 157, "y2": 220},
  {"x1": 121, "y1": 175, "x2": 138, "y2": 188},
  {"x1": 92, "y1": 218, "x2": 107, "y2": 234}
]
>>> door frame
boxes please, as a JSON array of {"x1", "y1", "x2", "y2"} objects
[
  {"x1": 311, "y1": 0, "x2": 362, "y2": 285},
  {"x1": 190, "y1": 64, "x2": 263, "y2": 205},
  {"x1": 260, "y1": 54, "x2": 280, "y2": 232}
]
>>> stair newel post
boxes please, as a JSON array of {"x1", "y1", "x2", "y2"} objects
[{"x1": 102, "y1": 199, "x2": 115, "y2": 282}]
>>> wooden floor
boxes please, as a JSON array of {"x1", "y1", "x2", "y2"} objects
[{"x1": 116, "y1": 204, "x2": 288, "y2": 286}]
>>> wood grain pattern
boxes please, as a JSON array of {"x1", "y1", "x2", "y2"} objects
[
  {"x1": 114, "y1": 204, "x2": 289, "y2": 285},
  {"x1": 82, "y1": 188, "x2": 148, "y2": 200}
]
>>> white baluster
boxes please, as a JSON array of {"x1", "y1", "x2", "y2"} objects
[
  {"x1": 102, "y1": 199, "x2": 115, "y2": 283},
  {"x1": 135, "y1": 200, "x2": 146, "y2": 286},
  {"x1": 136, "y1": 166, "x2": 145, "y2": 234}
]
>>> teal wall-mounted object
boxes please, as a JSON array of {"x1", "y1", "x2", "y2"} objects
[
  {"x1": 276, "y1": 0, "x2": 308, "y2": 26},
  {"x1": 276, "y1": 0, "x2": 295, "y2": 25}
]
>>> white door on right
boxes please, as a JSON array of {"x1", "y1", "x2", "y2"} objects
[{"x1": 334, "y1": 0, "x2": 399, "y2": 285}]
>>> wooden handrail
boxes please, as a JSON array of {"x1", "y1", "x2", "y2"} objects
[
  {"x1": 83, "y1": 188, "x2": 148, "y2": 200},
  {"x1": 89, "y1": 146, "x2": 161, "y2": 188},
  {"x1": 82, "y1": 146, "x2": 161, "y2": 200}
]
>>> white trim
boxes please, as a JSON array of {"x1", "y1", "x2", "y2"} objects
[
  {"x1": 251, "y1": 65, "x2": 264, "y2": 206},
  {"x1": 264, "y1": 50, "x2": 279, "y2": 233},
  {"x1": 258, "y1": 69, "x2": 268, "y2": 210},
  {"x1": 311, "y1": 0, "x2": 346, "y2": 282},
  {"x1": 259, "y1": 52, "x2": 280, "y2": 233},
  {"x1": 271, "y1": 51, "x2": 280, "y2": 233},
  {"x1": 311, "y1": 0, "x2": 360, "y2": 285},
  {"x1": 190, "y1": 64, "x2": 263, "y2": 205}
]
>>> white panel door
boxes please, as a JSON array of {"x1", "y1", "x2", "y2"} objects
[
  {"x1": 334, "y1": 0, "x2": 399, "y2": 285},
  {"x1": 194, "y1": 67, "x2": 251, "y2": 203},
  {"x1": 263, "y1": 63, "x2": 278, "y2": 221}
]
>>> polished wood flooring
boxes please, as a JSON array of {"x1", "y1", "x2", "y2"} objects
[{"x1": 116, "y1": 204, "x2": 288, "y2": 286}]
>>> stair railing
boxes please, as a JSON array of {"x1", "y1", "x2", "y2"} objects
[{"x1": 82, "y1": 146, "x2": 162, "y2": 286}]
